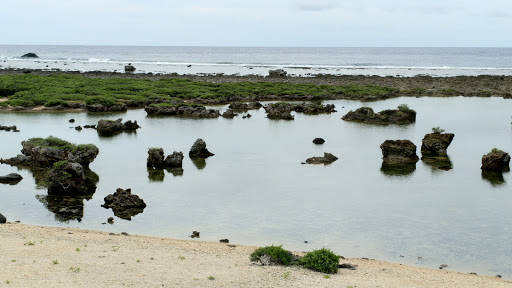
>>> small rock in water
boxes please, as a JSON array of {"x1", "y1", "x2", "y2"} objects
[
  {"x1": 75, "y1": 126, "x2": 82, "y2": 131},
  {"x1": 304, "y1": 241, "x2": 308, "y2": 243},
  {"x1": 69, "y1": 119, "x2": 75, "y2": 123},
  {"x1": 312, "y1": 138, "x2": 325, "y2": 144},
  {"x1": 190, "y1": 231, "x2": 200, "y2": 238},
  {"x1": 121, "y1": 232, "x2": 129, "y2": 236},
  {"x1": 219, "y1": 239, "x2": 229, "y2": 243},
  {"x1": 469, "y1": 272, "x2": 477, "y2": 275},
  {"x1": 0, "y1": 213, "x2": 6, "y2": 224},
  {"x1": 107, "y1": 217, "x2": 114, "y2": 224},
  {"x1": 497, "y1": 275, "x2": 502, "y2": 278},
  {"x1": 440, "y1": 264, "x2": 448, "y2": 268}
]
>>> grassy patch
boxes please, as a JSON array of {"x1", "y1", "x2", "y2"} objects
[{"x1": 250, "y1": 245, "x2": 294, "y2": 265}]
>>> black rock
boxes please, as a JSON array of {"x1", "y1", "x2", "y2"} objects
[
  {"x1": 69, "y1": 119, "x2": 75, "y2": 123},
  {"x1": 191, "y1": 231, "x2": 200, "y2": 238},
  {"x1": 75, "y1": 126, "x2": 82, "y2": 131},
  {"x1": 189, "y1": 138, "x2": 214, "y2": 158},
  {"x1": 338, "y1": 263, "x2": 357, "y2": 270},
  {"x1": 219, "y1": 239, "x2": 229, "y2": 243},
  {"x1": 0, "y1": 213, "x2": 6, "y2": 223},
  {"x1": 0, "y1": 173, "x2": 23, "y2": 185},
  {"x1": 312, "y1": 138, "x2": 325, "y2": 144},
  {"x1": 305, "y1": 152, "x2": 338, "y2": 165},
  {"x1": 21, "y1": 53, "x2": 39, "y2": 58}
]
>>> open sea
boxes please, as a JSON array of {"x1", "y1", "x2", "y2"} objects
[{"x1": 1, "y1": 46, "x2": 512, "y2": 76}]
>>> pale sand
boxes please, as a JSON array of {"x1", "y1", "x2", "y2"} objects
[
  {"x1": 0, "y1": 98, "x2": 7, "y2": 102},
  {"x1": 0, "y1": 223, "x2": 510, "y2": 288}
]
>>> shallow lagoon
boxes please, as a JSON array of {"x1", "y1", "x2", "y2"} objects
[{"x1": 1, "y1": 96, "x2": 512, "y2": 278}]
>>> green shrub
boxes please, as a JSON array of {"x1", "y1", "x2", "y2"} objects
[
  {"x1": 491, "y1": 148, "x2": 504, "y2": 154},
  {"x1": 250, "y1": 245, "x2": 294, "y2": 265},
  {"x1": 397, "y1": 104, "x2": 410, "y2": 112},
  {"x1": 431, "y1": 126, "x2": 445, "y2": 134},
  {"x1": 85, "y1": 96, "x2": 117, "y2": 107},
  {"x1": 299, "y1": 248, "x2": 340, "y2": 274}
]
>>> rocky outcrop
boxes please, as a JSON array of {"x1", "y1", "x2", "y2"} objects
[
  {"x1": 46, "y1": 161, "x2": 96, "y2": 195},
  {"x1": 21, "y1": 53, "x2": 39, "y2": 58},
  {"x1": 228, "y1": 102, "x2": 263, "y2": 110},
  {"x1": 102, "y1": 188, "x2": 146, "y2": 220},
  {"x1": 421, "y1": 133, "x2": 455, "y2": 156},
  {"x1": 264, "y1": 102, "x2": 336, "y2": 120},
  {"x1": 0, "y1": 137, "x2": 99, "y2": 168},
  {"x1": 380, "y1": 140, "x2": 419, "y2": 162},
  {"x1": 86, "y1": 103, "x2": 127, "y2": 112},
  {"x1": 265, "y1": 103, "x2": 294, "y2": 120},
  {"x1": 0, "y1": 125, "x2": 20, "y2": 132},
  {"x1": 312, "y1": 138, "x2": 325, "y2": 144},
  {"x1": 342, "y1": 106, "x2": 416, "y2": 125},
  {"x1": 305, "y1": 152, "x2": 338, "y2": 165},
  {"x1": 481, "y1": 149, "x2": 510, "y2": 172},
  {"x1": 0, "y1": 213, "x2": 6, "y2": 224},
  {"x1": 147, "y1": 148, "x2": 183, "y2": 168},
  {"x1": 268, "y1": 69, "x2": 287, "y2": 77},
  {"x1": 96, "y1": 118, "x2": 140, "y2": 136},
  {"x1": 221, "y1": 109, "x2": 238, "y2": 119},
  {"x1": 189, "y1": 138, "x2": 214, "y2": 158},
  {"x1": 0, "y1": 173, "x2": 23, "y2": 185},
  {"x1": 125, "y1": 65, "x2": 136, "y2": 72},
  {"x1": 145, "y1": 104, "x2": 221, "y2": 118}
]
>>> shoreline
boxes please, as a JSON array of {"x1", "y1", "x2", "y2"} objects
[{"x1": 0, "y1": 222, "x2": 510, "y2": 287}]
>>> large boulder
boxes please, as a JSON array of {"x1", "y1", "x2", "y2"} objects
[
  {"x1": 46, "y1": 161, "x2": 96, "y2": 195},
  {"x1": 421, "y1": 133, "x2": 455, "y2": 156},
  {"x1": 0, "y1": 213, "x2": 6, "y2": 223},
  {"x1": 189, "y1": 139, "x2": 214, "y2": 158},
  {"x1": 380, "y1": 140, "x2": 419, "y2": 162},
  {"x1": 264, "y1": 102, "x2": 336, "y2": 120},
  {"x1": 0, "y1": 137, "x2": 98, "y2": 168},
  {"x1": 481, "y1": 149, "x2": 510, "y2": 172},
  {"x1": 0, "y1": 173, "x2": 23, "y2": 185},
  {"x1": 21, "y1": 53, "x2": 39, "y2": 58},
  {"x1": 305, "y1": 152, "x2": 338, "y2": 165},
  {"x1": 102, "y1": 188, "x2": 146, "y2": 220},
  {"x1": 147, "y1": 148, "x2": 165, "y2": 167},
  {"x1": 342, "y1": 105, "x2": 416, "y2": 125},
  {"x1": 268, "y1": 69, "x2": 287, "y2": 77},
  {"x1": 264, "y1": 103, "x2": 294, "y2": 120}
]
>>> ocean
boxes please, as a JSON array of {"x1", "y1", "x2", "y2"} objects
[{"x1": 1, "y1": 45, "x2": 512, "y2": 77}]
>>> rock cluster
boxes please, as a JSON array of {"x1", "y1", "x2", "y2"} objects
[
  {"x1": 268, "y1": 69, "x2": 287, "y2": 77},
  {"x1": 145, "y1": 105, "x2": 220, "y2": 118},
  {"x1": 228, "y1": 102, "x2": 263, "y2": 110},
  {"x1": 147, "y1": 148, "x2": 184, "y2": 169},
  {"x1": 102, "y1": 188, "x2": 147, "y2": 220},
  {"x1": 96, "y1": 118, "x2": 140, "y2": 136},
  {"x1": 264, "y1": 102, "x2": 336, "y2": 120},
  {"x1": 86, "y1": 103, "x2": 127, "y2": 112},
  {"x1": 342, "y1": 106, "x2": 416, "y2": 125},
  {"x1": 0, "y1": 125, "x2": 20, "y2": 132}
]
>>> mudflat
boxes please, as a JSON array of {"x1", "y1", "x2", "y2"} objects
[{"x1": 1, "y1": 223, "x2": 510, "y2": 288}]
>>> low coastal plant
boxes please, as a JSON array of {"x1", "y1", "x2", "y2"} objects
[
  {"x1": 324, "y1": 275, "x2": 331, "y2": 279},
  {"x1": 52, "y1": 259, "x2": 59, "y2": 265},
  {"x1": 69, "y1": 267, "x2": 81, "y2": 273},
  {"x1": 397, "y1": 104, "x2": 410, "y2": 112},
  {"x1": 431, "y1": 126, "x2": 445, "y2": 134},
  {"x1": 136, "y1": 259, "x2": 141, "y2": 263},
  {"x1": 207, "y1": 276, "x2": 215, "y2": 280},
  {"x1": 282, "y1": 271, "x2": 291, "y2": 279},
  {"x1": 492, "y1": 148, "x2": 504, "y2": 154},
  {"x1": 299, "y1": 248, "x2": 340, "y2": 274},
  {"x1": 11, "y1": 260, "x2": 16, "y2": 262},
  {"x1": 24, "y1": 241, "x2": 35, "y2": 246},
  {"x1": 178, "y1": 255, "x2": 186, "y2": 260},
  {"x1": 75, "y1": 248, "x2": 80, "y2": 252},
  {"x1": 250, "y1": 245, "x2": 294, "y2": 265}
]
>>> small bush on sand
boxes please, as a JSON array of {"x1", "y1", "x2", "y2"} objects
[
  {"x1": 299, "y1": 248, "x2": 340, "y2": 274},
  {"x1": 250, "y1": 245, "x2": 294, "y2": 265}
]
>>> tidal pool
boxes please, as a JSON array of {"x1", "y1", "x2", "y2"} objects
[{"x1": 1, "y1": 96, "x2": 511, "y2": 278}]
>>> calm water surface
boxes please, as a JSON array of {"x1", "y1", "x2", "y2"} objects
[{"x1": 1, "y1": 97, "x2": 512, "y2": 278}]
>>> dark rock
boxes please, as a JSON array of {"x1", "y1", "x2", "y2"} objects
[
  {"x1": 0, "y1": 137, "x2": 98, "y2": 168},
  {"x1": 145, "y1": 105, "x2": 221, "y2": 118},
  {"x1": 264, "y1": 103, "x2": 294, "y2": 120},
  {"x1": 312, "y1": 138, "x2": 325, "y2": 144},
  {"x1": 107, "y1": 217, "x2": 114, "y2": 224},
  {"x1": 164, "y1": 151, "x2": 184, "y2": 168},
  {"x1": 123, "y1": 120, "x2": 140, "y2": 130},
  {"x1": 380, "y1": 140, "x2": 419, "y2": 163},
  {"x1": 125, "y1": 65, "x2": 136, "y2": 72},
  {"x1": 0, "y1": 125, "x2": 19, "y2": 132},
  {"x1": 342, "y1": 106, "x2": 416, "y2": 125},
  {"x1": 421, "y1": 133, "x2": 455, "y2": 156},
  {"x1": 191, "y1": 231, "x2": 200, "y2": 238},
  {"x1": 147, "y1": 148, "x2": 165, "y2": 167},
  {"x1": 0, "y1": 213, "x2": 6, "y2": 223},
  {"x1": 47, "y1": 161, "x2": 96, "y2": 195},
  {"x1": 189, "y1": 139, "x2": 214, "y2": 158},
  {"x1": 228, "y1": 102, "x2": 263, "y2": 110},
  {"x1": 75, "y1": 126, "x2": 82, "y2": 131},
  {"x1": 264, "y1": 102, "x2": 336, "y2": 120},
  {"x1": 242, "y1": 113, "x2": 252, "y2": 119},
  {"x1": 381, "y1": 160, "x2": 416, "y2": 176},
  {"x1": 221, "y1": 109, "x2": 238, "y2": 119},
  {"x1": 219, "y1": 239, "x2": 229, "y2": 243},
  {"x1": 22, "y1": 70, "x2": 31, "y2": 74},
  {"x1": 338, "y1": 263, "x2": 357, "y2": 270},
  {"x1": 101, "y1": 188, "x2": 146, "y2": 220},
  {"x1": 83, "y1": 125, "x2": 96, "y2": 129},
  {"x1": 21, "y1": 53, "x2": 39, "y2": 58},
  {"x1": 0, "y1": 173, "x2": 23, "y2": 185},
  {"x1": 97, "y1": 118, "x2": 125, "y2": 135},
  {"x1": 69, "y1": 119, "x2": 75, "y2": 123},
  {"x1": 268, "y1": 69, "x2": 287, "y2": 77},
  {"x1": 87, "y1": 103, "x2": 127, "y2": 112},
  {"x1": 481, "y1": 149, "x2": 510, "y2": 172},
  {"x1": 305, "y1": 152, "x2": 338, "y2": 165}
]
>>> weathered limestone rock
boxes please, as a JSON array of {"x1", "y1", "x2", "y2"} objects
[
  {"x1": 268, "y1": 69, "x2": 287, "y2": 77},
  {"x1": 481, "y1": 149, "x2": 510, "y2": 172},
  {"x1": 342, "y1": 106, "x2": 416, "y2": 125},
  {"x1": 421, "y1": 133, "x2": 455, "y2": 156},
  {"x1": 102, "y1": 188, "x2": 146, "y2": 220},
  {"x1": 305, "y1": 152, "x2": 338, "y2": 165},
  {"x1": 380, "y1": 140, "x2": 419, "y2": 162},
  {"x1": 189, "y1": 139, "x2": 214, "y2": 158},
  {"x1": 125, "y1": 65, "x2": 136, "y2": 72},
  {"x1": 46, "y1": 161, "x2": 96, "y2": 195}
]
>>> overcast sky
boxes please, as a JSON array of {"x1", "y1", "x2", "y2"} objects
[{"x1": 2, "y1": 0, "x2": 511, "y2": 47}]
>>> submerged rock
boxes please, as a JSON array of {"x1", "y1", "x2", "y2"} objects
[
  {"x1": 342, "y1": 105, "x2": 416, "y2": 125},
  {"x1": 189, "y1": 139, "x2": 214, "y2": 158},
  {"x1": 421, "y1": 133, "x2": 455, "y2": 156},
  {"x1": 0, "y1": 173, "x2": 23, "y2": 185},
  {"x1": 381, "y1": 161, "x2": 417, "y2": 176},
  {"x1": 380, "y1": 140, "x2": 419, "y2": 163},
  {"x1": 125, "y1": 65, "x2": 136, "y2": 72},
  {"x1": 86, "y1": 103, "x2": 127, "y2": 112},
  {"x1": 481, "y1": 149, "x2": 510, "y2": 172},
  {"x1": 264, "y1": 102, "x2": 336, "y2": 120},
  {"x1": 0, "y1": 125, "x2": 20, "y2": 132},
  {"x1": 305, "y1": 152, "x2": 338, "y2": 165},
  {"x1": 102, "y1": 188, "x2": 146, "y2": 220}
]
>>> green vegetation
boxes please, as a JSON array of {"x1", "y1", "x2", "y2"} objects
[
  {"x1": 75, "y1": 248, "x2": 80, "y2": 252},
  {"x1": 69, "y1": 267, "x2": 81, "y2": 273},
  {"x1": 52, "y1": 259, "x2": 59, "y2": 265},
  {"x1": 0, "y1": 74, "x2": 399, "y2": 108},
  {"x1": 491, "y1": 148, "x2": 504, "y2": 154},
  {"x1": 397, "y1": 104, "x2": 410, "y2": 112},
  {"x1": 299, "y1": 248, "x2": 340, "y2": 274},
  {"x1": 250, "y1": 245, "x2": 294, "y2": 265},
  {"x1": 24, "y1": 241, "x2": 35, "y2": 246},
  {"x1": 324, "y1": 274, "x2": 331, "y2": 279},
  {"x1": 136, "y1": 259, "x2": 141, "y2": 263},
  {"x1": 282, "y1": 271, "x2": 291, "y2": 279},
  {"x1": 431, "y1": 126, "x2": 445, "y2": 134},
  {"x1": 11, "y1": 260, "x2": 16, "y2": 262},
  {"x1": 112, "y1": 246, "x2": 120, "y2": 252},
  {"x1": 207, "y1": 276, "x2": 215, "y2": 280},
  {"x1": 24, "y1": 137, "x2": 98, "y2": 156}
]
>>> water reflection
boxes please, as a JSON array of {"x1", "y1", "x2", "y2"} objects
[
  {"x1": 380, "y1": 161, "x2": 416, "y2": 176},
  {"x1": 36, "y1": 193, "x2": 93, "y2": 222},
  {"x1": 481, "y1": 170, "x2": 508, "y2": 186},
  {"x1": 147, "y1": 167, "x2": 184, "y2": 181},
  {"x1": 191, "y1": 157, "x2": 207, "y2": 170},
  {"x1": 421, "y1": 156, "x2": 453, "y2": 171}
]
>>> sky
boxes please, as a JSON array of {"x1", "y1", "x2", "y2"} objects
[{"x1": 2, "y1": 0, "x2": 511, "y2": 47}]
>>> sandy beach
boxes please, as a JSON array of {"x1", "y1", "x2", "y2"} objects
[{"x1": 0, "y1": 222, "x2": 510, "y2": 288}]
